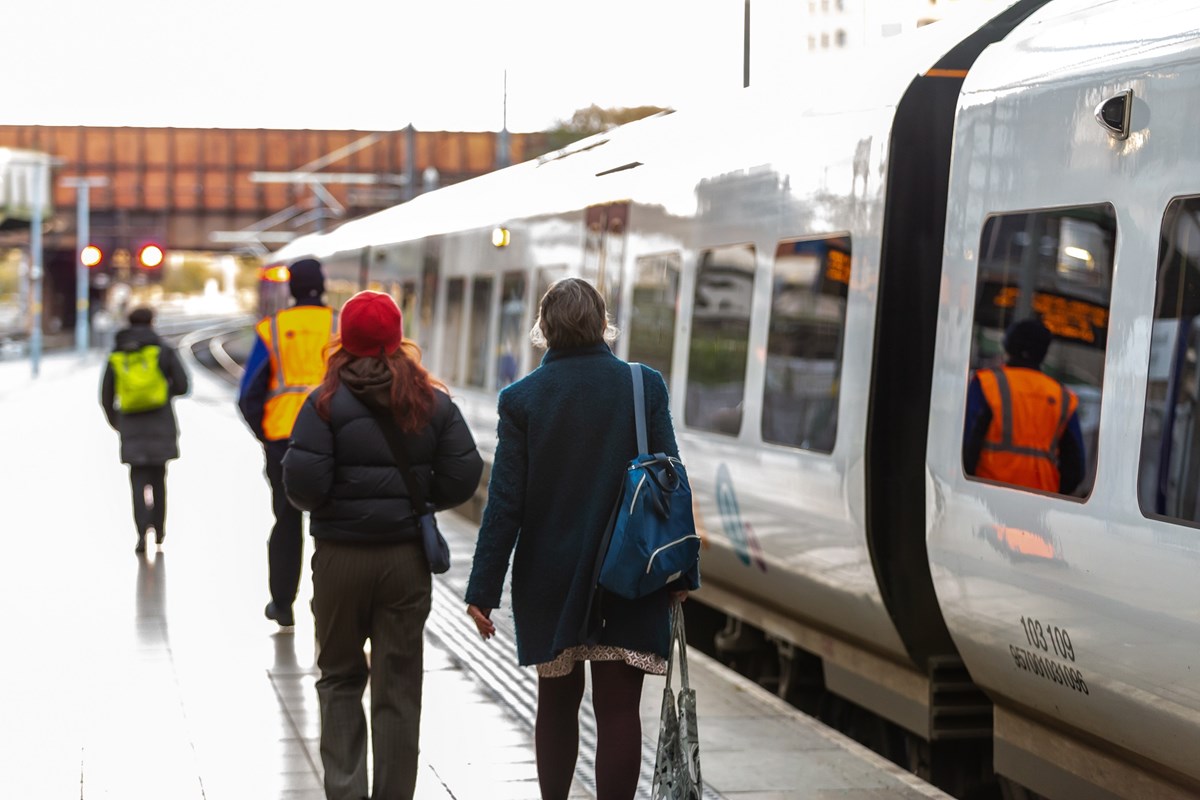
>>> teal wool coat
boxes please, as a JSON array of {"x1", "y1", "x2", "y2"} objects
[{"x1": 465, "y1": 344, "x2": 684, "y2": 666}]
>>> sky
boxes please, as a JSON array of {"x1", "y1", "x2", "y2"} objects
[{"x1": 3, "y1": 0, "x2": 749, "y2": 133}]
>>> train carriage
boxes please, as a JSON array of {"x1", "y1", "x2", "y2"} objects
[
  {"x1": 264, "y1": 2, "x2": 1200, "y2": 797},
  {"x1": 928, "y1": 2, "x2": 1200, "y2": 796}
]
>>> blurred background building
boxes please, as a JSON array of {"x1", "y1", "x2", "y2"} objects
[
  {"x1": 754, "y1": 0, "x2": 1007, "y2": 57},
  {"x1": 0, "y1": 127, "x2": 550, "y2": 347}
]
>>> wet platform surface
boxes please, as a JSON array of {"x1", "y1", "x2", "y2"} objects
[{"x1": 0, "y1": 330, "x2": 950, "y2": 800}]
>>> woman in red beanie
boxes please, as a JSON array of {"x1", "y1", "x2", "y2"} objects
[{"x1": 283, "y1": 290, "x2": 483, "y2": 800}]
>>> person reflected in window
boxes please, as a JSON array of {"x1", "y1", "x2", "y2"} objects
[{"x1": 964, "y1": 318, "x2": 1085, "y2": 494}]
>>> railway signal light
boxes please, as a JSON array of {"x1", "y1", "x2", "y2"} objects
[
  {"x1": 81, "y1": 245, "x2": 103, "y2": 268},
  {"x1": 263, "y1": 265, "x2": 291, "y2": 283},
  {"x1": 138, "y1": 243, "x2": 165, "y2": 269}
]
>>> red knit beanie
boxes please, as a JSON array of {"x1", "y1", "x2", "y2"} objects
[{"x1": 339, "y1": 291, "x2": 403, "y2": 357}]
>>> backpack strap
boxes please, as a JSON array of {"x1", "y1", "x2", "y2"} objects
[
  {"x1": 630, "y1": 362, "x2": 648, "y2": 456},
  {"x1": 582, "y1": 362, "x2": 650, "y2": 644}
]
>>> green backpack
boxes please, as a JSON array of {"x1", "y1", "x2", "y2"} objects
[{"x1": 110, "y1": 345, "x2": 169, "y2": 413}]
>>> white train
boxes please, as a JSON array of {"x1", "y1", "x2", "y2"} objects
[{"x1": 267, "y1": 2, "x2": 1200, "y2": 797}]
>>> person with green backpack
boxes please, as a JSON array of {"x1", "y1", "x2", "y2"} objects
[{"x1": 101, "y1": 307, "x2": 190, "y2": 553}]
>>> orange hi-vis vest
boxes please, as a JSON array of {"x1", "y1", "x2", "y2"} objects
[
  {"x1": 255, "y1": 306, "x2": 337, "y2": 441},
  {"x1": 975, "y1": 366, "x2": 1078, "y2": 493}
]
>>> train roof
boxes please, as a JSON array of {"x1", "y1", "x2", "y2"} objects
[
  {"x1": 964, "y1": 0, "x2": 1200, "y2": 95},
  {"x1": 268, "y1": 1, "x2": 1041, "y2": 266}
]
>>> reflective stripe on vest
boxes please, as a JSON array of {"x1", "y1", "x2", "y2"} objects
[
  {"x1": 255, "y1": 306, "x2": 337, "y2": 440},
  {"x1": 975, "y1": 367, "x2": 1077, "y2": 492}
]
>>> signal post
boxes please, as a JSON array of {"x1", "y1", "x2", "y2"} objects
[{"x1": 61, "y1": 176, "x2": 109, "y2": 355}]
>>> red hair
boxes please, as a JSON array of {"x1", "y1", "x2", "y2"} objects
[{"x1": 314, "y1": 338, "x2": 445, "y2": 433}]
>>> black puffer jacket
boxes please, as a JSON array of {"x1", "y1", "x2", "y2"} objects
[
  {"x1": 100, "y1": 324, "x2": 190, "y2": 465},
  {"x1": 283, "y1": 359, "x2": 484, "y2": 544}
]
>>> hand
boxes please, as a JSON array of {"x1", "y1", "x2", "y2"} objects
[
  {"x1": 670, "y1": 590, "x2": 689, "y2": 604},
  {"x1": 467, "y1": 605, "x2": 495, "y2": 640}
]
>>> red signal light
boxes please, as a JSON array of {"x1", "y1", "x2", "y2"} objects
[
  {"x1": 138, "y1": 243, "x2": 165, "y2": 269},
  {"x1": 263, "y1": 265, "x2": 291, "y2": 283},
  {"x1": 81, "y1": 245, "x2": 103, "y2": 268}
]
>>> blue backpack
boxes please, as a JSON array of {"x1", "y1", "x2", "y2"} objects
[{"x1": 592, "y1": 363, "x2": 701, "y2": 602}]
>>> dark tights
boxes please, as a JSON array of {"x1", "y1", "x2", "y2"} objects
[
  {"x1": 129, "y1": 464, "x2": 166, "y2": 538},
  {"x1": 536, "y1": 660, "x2": 646, "y2": 800}
]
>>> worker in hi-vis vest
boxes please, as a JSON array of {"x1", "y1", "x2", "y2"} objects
[
  {"x1": 964, "y1": 317, "x2": 1086, "y2": 495},
  {"x1": 238, "y1": 258, "x2": 336, "y2": 627}
]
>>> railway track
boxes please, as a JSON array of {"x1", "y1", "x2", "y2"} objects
[{"x1": 177, "y1": 318, "x2": 255, "y2": 385}]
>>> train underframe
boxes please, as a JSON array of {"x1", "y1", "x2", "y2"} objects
[{"x1": 681, "y1": 589, "x2": 1040, "y2": 800}]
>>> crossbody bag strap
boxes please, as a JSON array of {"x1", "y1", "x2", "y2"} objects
[
  {"x1": 369, "y1": 409, "x2": 430, "y2": 513},
  {"x1": 630, "y1": 362, "x2": 648, "y2": 455}
]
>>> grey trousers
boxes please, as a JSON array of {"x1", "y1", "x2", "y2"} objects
[{"x1": 312, "y1": 539, "x2": 432, "y2": 800}]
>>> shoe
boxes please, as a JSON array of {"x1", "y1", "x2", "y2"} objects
[
  {"x1": 265, "y1": 601, "x2": 295, "y2": 627},
  {"x1": 154, "y1": 528, "x2": 165, "y2": 545},
  {"x1": 135, "y1": 533, "x2": 147, "y2": 554}
]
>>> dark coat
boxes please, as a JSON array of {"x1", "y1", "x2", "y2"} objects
[
  {"x1": 465, "y1": 344, "x2": 682, "y2": 666},
  {"x1": 283, "y1": 362, "x2": 484, "y2": 545},
  {"x1": 100, "y1": 324, "x2": 189, "y2": 466}
]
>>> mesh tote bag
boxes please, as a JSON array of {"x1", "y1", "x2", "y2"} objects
[{"x1": 652, "y1": 599, "x2": 702, "y2": 800}]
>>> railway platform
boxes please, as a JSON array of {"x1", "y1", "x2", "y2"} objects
[{"x1": 0, "y1": 328, "x2": 951, "y2": 800}]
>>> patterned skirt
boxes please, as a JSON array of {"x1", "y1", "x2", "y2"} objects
[{"x1": 536, "y1": 644, "x2": 667, "y2": 678}]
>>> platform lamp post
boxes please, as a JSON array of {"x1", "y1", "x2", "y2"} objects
[
  {"x1": 61, "y1": 176, "x2": 109, "y2": 355},
  {"x1": 28, "y1": 159, "x2": 46, "y2": 378}
]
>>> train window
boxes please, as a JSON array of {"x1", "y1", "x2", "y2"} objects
[
  {"x1": 1138, "y1": 197, "x2": 1200, "y2": 525},
  {"x1": 466, "y1": 276, "x2": 494, "y2": 388},
  {"x1": 762, "y1": 236, "x2": 851, "y2": 452},
  {"x1": 963, "y1": 204, "x2": 1115, "y2": 497},
  {"x1": 685, "y1": 244, "x2": 756, "y2": 436},
  {"x1": 418, "y1": 245, "x2": 440, "y2": 355},
  {"x1": 441, "y1": 278, "x2": 465, "y2": 384},
  {"x1": 628, "y1": 253, "x2": 681, "y2": 385},
  {"x1": 497, "y1": 271, "x2": 526, "y2": 388}
]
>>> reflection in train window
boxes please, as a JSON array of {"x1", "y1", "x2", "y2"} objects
[
  {"x1": 762, "y1": 236, "x2": 851, "y2": 452},
  {"x1": 1139, "y1": 197, "x2": 1200, "y2": 525},
  {"x1": 418, "y1": 246, "x2": 440, "y2": 355},
  {"x1": 628, "y1": 253, "x2": 680, "y2": 384},
  {"x1": 326, "y1": 277, "x2": 359, "y2": 314},
  {"x1": 685, "y1": 244, "x2": 755, "y2": 436},
  {"x1": 964, "y1": 204, "x2": 1115, "y2": 497},
  {"x1": 530, "y1": 265, "x2": 567, "y2": 371},
  {"x1": 441, "y1": 278, "x2": 465, "y2": 384},
  {"x1": 497, "y1": 271, "x2": 526, "y2": 388},
  {"x1": 399, "y1": 280, "x2": 417, "y2": 347},
  {"x1": 466, "y1": 276, "x2": 494, "y2": 388}
]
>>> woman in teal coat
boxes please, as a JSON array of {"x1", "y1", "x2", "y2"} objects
[{"x1": 465, "y1": 278, "x2": 694, "y2": 800}]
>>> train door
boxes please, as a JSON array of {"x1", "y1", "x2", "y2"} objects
[{"x1": 584, "y1": 202, "x2": 629, "y2": 324}]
